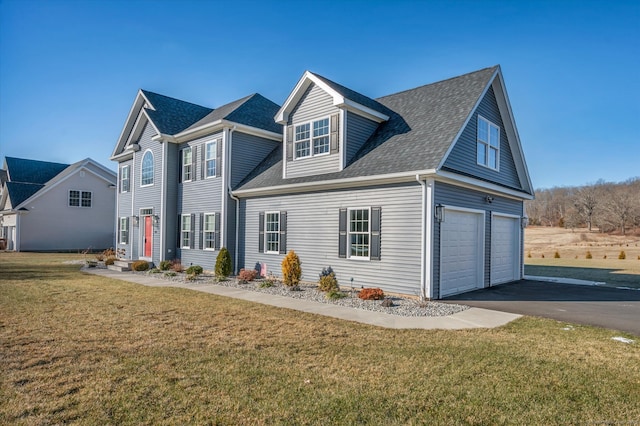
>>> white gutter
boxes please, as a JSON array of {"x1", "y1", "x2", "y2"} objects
[
  {"x1": 416, "y1": 175, "x2": 427, "y2": 300},
  {"x1": 227, "y1": 125, "x2": 241, "y2": 275}
]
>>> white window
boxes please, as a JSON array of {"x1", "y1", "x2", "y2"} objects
[
  {"x1": 181, "y1": 215, "x2": 191, "y2": 248},
  {"x1": 119, "y1": 217, "x2": 129, "y2": 244},
  {"x1": 349, "y1": 208, "x2": 370, "y2": 259},
  {"x1": 204, "y1": 213, "x2": 216, "y2": 249},
  {"x1": 477, "y1": 116, "x2": 500, "y2": 170},
  {"x1": 69, "y1": 190, "x2": 91, "y2": 208},
  {"x1": 141, "y1": 151, "x2": 154, "y2": 186},
  {"x1": 265, "y1": 212, "x2": 280, "y2": 253},
  {"x1": 182, "y1": 147, "x2": 192, "y2": 182},
  {"x1": 120, "y1": 165, "x2": 130, "y2": 193},
  {"x1": 294, "y1": 118, "x2": 330, "y2": 159},
  {"x1": 205, "y1": 141, "x2": 217, "y2": 178}
]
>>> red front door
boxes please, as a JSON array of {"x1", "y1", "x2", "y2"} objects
[{"x1": 144, "y1": 216, "x2": 152, "y2": 257}]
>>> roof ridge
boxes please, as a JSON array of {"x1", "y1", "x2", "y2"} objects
[{"x1": 140, "y1": 89, "x2": 212, "y2": 111}]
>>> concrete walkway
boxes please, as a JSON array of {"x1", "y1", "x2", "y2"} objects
[{"x1": 84, "y1": 268, "x2": 521, "y2": 330}]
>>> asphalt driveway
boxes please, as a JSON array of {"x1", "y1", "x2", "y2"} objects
[{"x1": 443, "y1": 280, "x2": 640, "y2": 336}]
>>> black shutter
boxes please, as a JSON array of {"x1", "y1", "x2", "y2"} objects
[
  {"x1": 117, "y1": 218, "x2": 121, "y2": 244},
  {"x1": 214, "y1": 212, "x2": 221, "y2": 250},
  {"x1": 370, "y1": 207, "x2": 381, "y2": 261},
  {"x1": 199, "y1": 213, "x2": 204, "y2": 250},
  {"x1": 177, "y1": 215, "x2": 182, "y2": 247},
  {"x1": 124, "y1": 217, "x2": 129, "y2": 244},
  {"x1": 330, "y1": 113, "x2": 339, "y2": 154},
  {"x1": 216, "y1": 139, "x2": 222, "y2": 178},
  {"x1": 286, "y1": 125, "x2": 294, "y2": 161},
  {"x1": 258, "y1": 212, "x2": 265, "y2": 253},
  {"x1": 338, "y1": 208, "x2": 347, "y2": 258},
  {"x1": 279, "y1": 211, "x2": 287, "y2": 254},
  {"x1": 192, "y1": 146, "x2": 198, "y2": 181},
  {"x1": 190, "y1": 213, "x2": 196, "y2": 249},
  {"x1": 200, "y1": 144, "x2": 205, "y2": 180},
  {"x1": 178, "y1": 151, "x2": 183, "y2": 183}
]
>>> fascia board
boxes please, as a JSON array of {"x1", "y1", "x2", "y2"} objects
[
  {"x1": 112, "y1": 90, "x2": 146, "y2": 157},
  {"x1": 275, "y1": 71, "x2": 315, "y2": 124},
  {"x1": 338, "y1": 99, "x2": 389, "y2": 122},
  {"x1": 173, "y1": 119, "x2": 224, "y2": 141},
  {"x1": 233, "y1": 170, "x2": 437, "y2": 198},
  {"x1": 110, "y1": 151, "x2": 134, "y2": 162},
  {"x1": 435, "y1": 170, "x2": 534, "y2": 200},
  {"x1": 436, "y1": 67, "x2": 499, "y2": 171},
  {"x1": 173, "y1": 120, "x2": 281, "y2": 143}
]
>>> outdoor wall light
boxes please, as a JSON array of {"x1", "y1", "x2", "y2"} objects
[
  {"x1": 435, "y1": 204, "x2": 445, "y2": 222},
  {"x1": 132, "y1": 215, "x2": 139, "y2": 226},
  {"x1": 485, "y1": 195, "x2": 494, "y2": 204},
  {"x1": 153, "y1": 214, "x2": 160, "y2": 226},
  {"x1": 521, "y1": 216, "x2": 529, "y2": 229}
]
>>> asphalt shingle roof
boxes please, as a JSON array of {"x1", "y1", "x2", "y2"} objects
[
  {"x1": 5, "y1": 157, "x2": 69, "y2": 185},
  {"x1": 141, "y1": 90, "x2": 213, "y2": 135},
  {"x1": 5, "y1": 182, "x2": 44, "y2": 207},
  {"x1": 312, "y1": 73, "x2": 394, "y2": 117},
  {"x1": 236, "y1": 66, "x2": 498, "y2": 191}
]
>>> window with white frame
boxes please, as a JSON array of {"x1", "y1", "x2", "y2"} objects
[
  {"x1": 182, "y1": 147, "x2": 192, "y2": 182},
  {"x1": 180, "y1": 215, "x2": 191, "y2": 248},
  {"x1": 205, "y1": 140, "x2": 217, "y2": 178},
  {"x1": 349, "y1": 208, "x2": 370, "y2": 258},
  {"x1": 294, "y1": 118, "x2": 330, "y2": 159},
  {"x1": 119, "y1": 217, "x2": 129, "y2": 244},
  {"x1": 69, "y1": 190, "x2": 92, "y2": 208},
  {"x1": 203, "y1": 213, "x2": 216, "y2": 249},
  {"x1": 141, "y1": 151, "x2": 154, "y2": 186},
  {"x1": 477, "y1": 116, "x2": 500, "y2": 170},
  {"x1": 265, "y1": 212, "x2": 280, "y2": 253},
  {"x1": 120, "y1": 165, "x2": 130, "y2": 193}
]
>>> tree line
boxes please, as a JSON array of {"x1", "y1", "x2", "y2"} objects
[{"x1": 525, "y1": 177, "x2": 640, "y2": 234}]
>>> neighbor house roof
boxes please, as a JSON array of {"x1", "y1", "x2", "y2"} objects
[
  {"x1": 237, "y1": 66, "x2": 503, "y2": 192},
  {"x1": 141, "y1": 90, "x2": 213, "y2": 135},
  {"x1": 5, "y1": 157, "x2": 69, "y2": 185}
]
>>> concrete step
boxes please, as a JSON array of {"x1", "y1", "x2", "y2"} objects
[
  {"x1": 107, "y1": 264, "x2": 130, "y2": 272},
  {"x1": 109, "y1": 260, "x2": 135, "y2": 272}
]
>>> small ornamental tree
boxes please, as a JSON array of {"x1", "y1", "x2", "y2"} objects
[
  {"x1": 215, "y1": 247, "x2": 232, "y2": 280},
  {"x1": 281, "y1": 250, "x2": 302, "y2": 288}
]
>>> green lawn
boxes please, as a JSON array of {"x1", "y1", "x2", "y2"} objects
[
  {"x1": 525, "y1": 258, "x2": 640, "y2": 289},
  {"x1": 2, "y1": 252, "x2": 639, "y2": 425}
]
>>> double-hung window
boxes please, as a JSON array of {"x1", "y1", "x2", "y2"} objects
[
  {"x1": 265, "y1": 212, "x2": 280, "y2": 253},
  {"x1": 141, "y1": 151, "x2": 154, "y2": 186},
  {"x1": 349, "y1": 208, "x2": 370, "y2": 259},
  {"x1": 203, "y1": 213, "x2": 216, "y2": 249},
  {"x1": 294, "y1": 118, "x2": 330, "y2": 159},
  {"x1": 205, "y1": 140, "x2": 217, "y2": 178},
  {"x1": 182, "y1": 147, "x2": 192, "y2": 182},
  {"x1": 477, "y1": 116, "x2": 500, "y2": 170},
  {"x1": 69, "y1": 190, "x2": 92, "y2": 208},
  {"x1": 339, "y1": 207, "x2": 381, "y2": 260},
  {"x1": 120, "y1": 165, "x2": 130, "y2": 193},
  {"x1": 181, "y1": 214, "x2": 191, "y2": 248},
  {"x1": 119, "y1": 217, "x2": 129, "y2": 244}
]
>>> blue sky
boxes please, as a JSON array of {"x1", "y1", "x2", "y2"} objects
[{"x1": 0, "y1": 0, "x2": 638, "y2": 189}]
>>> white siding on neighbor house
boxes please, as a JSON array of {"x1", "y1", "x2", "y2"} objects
[
  {"x1": 240, "y1": 183, "x2": 423, "y2": 296},
  {"x1": 18, "y1": 167, "x2": 116, "y2": 251},
  {"x1": 285, "y1": 83, "x2": 341, "y2": 178}
]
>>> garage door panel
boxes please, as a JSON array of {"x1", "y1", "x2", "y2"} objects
[{"x1": 491, "y1": 216, "x2": 519, "y2": 285}]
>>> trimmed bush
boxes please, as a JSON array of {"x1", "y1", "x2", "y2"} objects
[
  {"x1": 105, "y1": 256, "x2": 117, "y2": 266},
  {"x1": 358, "y1": 288, "x2": 385, "y2": 300},
  {"x1": 159, "y1": 260, "x2": 172, "y2": 271},
  {"x1": 554, "y1": 251, "x2": 561, "y2": 259},
  {"x1": 186, "y1": 265, "x2": 203, "y2": 276},
  {"x1": 238, "y1": 268, "x2": 258, "y2": 283},
  {"x1": 326, "y1": 289, "x2": 346, "y2": 300},
  {"x1": 132, "y1": 260, "x2": 150, "y2": 272},
  {"x1": 619, "y1": 251, "x2": 626, "y2": 260},
  {"x1": 586, "y1": 251, "x2": 592, "y2": 259},
  {"x1": 171, "y1": 259, "x2": 184, "y2": 273},
  {"x1": 318, "y1": 267, "x2": 338, "y2": 292},
  {"x1": 215, "y1": 248, "x2": 232, "y2": 280},
  {"x1": 281, "y1": 250, "x2": 302, "y2": 288}
]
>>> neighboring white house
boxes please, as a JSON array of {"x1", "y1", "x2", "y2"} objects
[{"x1": 0, "y1": 157, "x2": 117, "y2": 252}]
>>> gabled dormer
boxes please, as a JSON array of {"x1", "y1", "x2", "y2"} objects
[{"x1": 275, "y1": 71, "x2": 390, "y2": 179}]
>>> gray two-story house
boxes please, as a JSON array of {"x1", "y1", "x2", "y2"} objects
[{"x1": 112, "y1": 65, "x2": 533, "y2": 299}]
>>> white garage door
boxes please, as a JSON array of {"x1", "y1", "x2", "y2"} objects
[
  {"x1": 491, "y1": 215, "x2": 520, "y2": 285},
  {"x1": 440, "y1": 209, "x2": 484, "y2": 297}
]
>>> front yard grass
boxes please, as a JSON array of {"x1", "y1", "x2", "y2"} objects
[{"x1": 1, "y1": 252, "x2": 639, "y2": 424}]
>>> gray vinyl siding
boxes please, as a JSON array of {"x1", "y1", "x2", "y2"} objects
[
  {"x1": 286, "y1": 83, "x2": 341, "y2": 178},
  {"x1": 165, "y1": 143, "x2": 179, "y2": 261},
  {"x1": 177, "y1": 132, "x2": 224, "y2": 270},
  {"x1": 239, "y1": 183, "x2": 423, "y2": 295},
  {"x1": 432, "y1": 182, "x2": 523, "y2": 298},
  {"x1": 117, "y1": 159, "x2": 133, "y2": 255},
  {"x1": 443, "y1": 85, "x2": 522, "y2": 189},
  {"x1": 231, "y1": 132, "x2": 279, "y2": 188},
  {"x1": 346, "y1": 111, "x2": 379, "y2": 164}
]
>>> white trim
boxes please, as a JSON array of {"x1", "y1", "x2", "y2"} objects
[
  {"x1": 347, "y1": 206, "x2": 371, "y2": 261},
  {"x1": 292, "y1": 116, "x2": 331, "y2": 160},
  {"x1": 220, "y1": 128, "x2": 229, "y2": 248},
  {"x1": 171, "y1": 119, "x2": 281, "y2": 143},
  {"x1": 160, "y1": 140, "x2": 167, "y2": 261},
  {"x1": 140, "y1": 149, "x2": 155, "y2": 187},
  {"x1": 139, "y1": 208, "x2": 154, "y2": 260},
  {"x1": 181, "y1": 146, "x2": 193, "y2": 183},
  {"x1": 264, "y1": 211, "x2": 280, "y2": 254},
  {"x1": 425, "y1": 178, "x2": 435, "y2": 299},
  {"x1": 339, "y1": 108, "x2": 346, "y2": 171},
  {"x1": 120, "y1": 164, "x2": 130, "y2": 193},
  {"x1": 434, "y1": 170, "x2": 534, "y2": 200},
  {"x1": 476, "y1": 115, "x2": 500, "y2": 171},
  {"x1": 68, "y1": 189, "x2": 93, "y2": 208},
  {"x1": 204, "y1": 139, "x2": 218, "y2": 179},
  {"x1": 202, "y1": 212, "x2": 217, "y2": 251},
  {"x1": 180, "y1": 214, "x2": 192, "y2": 249},
  {"x1": 337, "y1": 99, "x2": 389, "y2": 123}
]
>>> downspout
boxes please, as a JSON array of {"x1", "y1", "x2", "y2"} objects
[
  {"x1": 227, "y1": 125, "x2": 240, "y2": 275},
  {"x1": 416, "y1": 174, "x2": 427, "y2": 300}
]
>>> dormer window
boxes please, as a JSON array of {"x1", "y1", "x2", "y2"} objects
[
  {"x1": 477, "y1": 116, "x2": 500, "y2": 170},
  {"x1": 294, "y1": 118, "x2": 330, "y2": 159}
]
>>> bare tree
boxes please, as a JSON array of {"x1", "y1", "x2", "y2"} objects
[{"x1": 573, "y1": 185, "x2": 599, "y2": 231}]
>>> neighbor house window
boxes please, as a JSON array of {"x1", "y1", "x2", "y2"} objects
[
  {"x1": 349, "y1": 208, "x2": 370, "y2": 258},
  {"x1": 294, "y1": 118, "x2": 331, "y2": 159},
  {"x1": 120, "y1": 165, "x2": 130, "y2": 193},
  {"x1": 477, "y1": 116, "x2": 500, "y2": 170},
  {"x1": 182, "y1": 147, "x2": 192, "y2": 182},
  {"x1": 180, "y1": 214, "x2": 191, "y2": 248},
  {"x1": 203, "y1": 213, "x2": 216, "y2": 249},
  {"x1": 119, "y1": 217, "x2": 129, "y2": 244},
  {"x1": 205, "y1": 140, "x2": 217, "y2": 178},
  {"x1": 265, "y1": 212, "x2": 280, "y2": 253},
  {"x1": 141, "y1": 151, "x2": 154, "y2": 186},
  {"x1": 69, "y1": 190, "x2": 92, "y2": 208}
]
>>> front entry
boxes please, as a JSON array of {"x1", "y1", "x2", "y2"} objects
[{"x1": 143, "y1": 215, "x2": 152, "y2": 258}]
